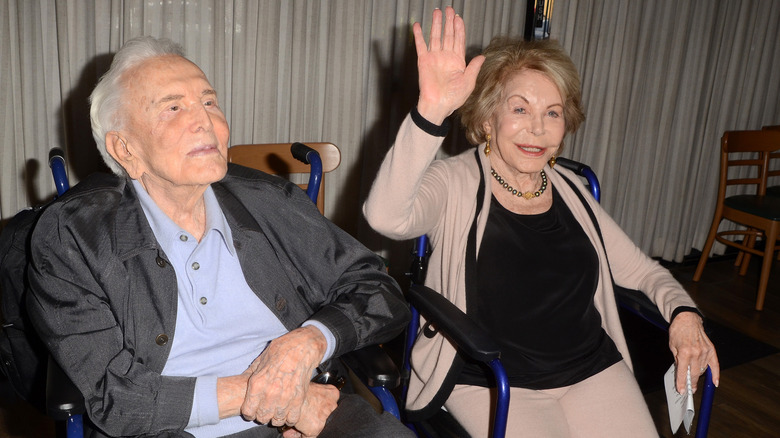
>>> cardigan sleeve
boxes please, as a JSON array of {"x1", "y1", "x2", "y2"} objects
[
  {"x1": 363, "y1": 114, "x2": 450, "y2": 240},
  {"x1": 596, "y1": 203, "x2": 699, "y2": 322}
]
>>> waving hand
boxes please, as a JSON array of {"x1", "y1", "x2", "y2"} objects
[{"x1": 414, "y1": 6, "x2": 484, "y2": 125}]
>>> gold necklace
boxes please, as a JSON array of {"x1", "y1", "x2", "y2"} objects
[{"x1": 490, "y1": 168, "x2": 548, "y2": 199}]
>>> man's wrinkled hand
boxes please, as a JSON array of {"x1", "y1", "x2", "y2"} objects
[
  {"x1": 281, "y1": 382, "x2": 340, "y2": 438},
  {"x1": 240, "y1": 326, "x2": 328, "y2": 427}
]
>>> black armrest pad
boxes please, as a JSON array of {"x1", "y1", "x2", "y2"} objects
[
  {"x1": 46, "y1": 356, "x2": 85, "y2": 420},
  {"x1": 341, "y1": 345, "x2": 400, "y2": 389},
  {"x1": 615, "y1": 286, "x2": 669, "y2": 330},
  {"x1": 408, "y1": 284, "x2": 500, "y2": 363}
]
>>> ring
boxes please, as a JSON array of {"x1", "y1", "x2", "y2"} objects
[{"x1": 700, "y1": 367, "x2": 706, "y2": 373}]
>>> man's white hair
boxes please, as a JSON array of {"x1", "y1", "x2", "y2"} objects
[{"x1": 89, "y1": 36, "x2": 185, "y2": 175}]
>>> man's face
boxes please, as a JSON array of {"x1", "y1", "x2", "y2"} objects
[{"x1": 118, "y1": 55, "x2": 229, "y2": 191}]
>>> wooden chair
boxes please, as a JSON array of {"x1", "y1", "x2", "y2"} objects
[
  {"x1": 693, "y1": 130, "x2": 780, "y2": 310},
  {"x1": 733, "y1": 126, "x2": 780, "y2": 267},
  {"x1": 227, "y1": 142, "x2": 340, "y2": 214}
]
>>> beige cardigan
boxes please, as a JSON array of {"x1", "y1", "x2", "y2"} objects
[{"x1": 363, "y1": 114, "x2": 698, "y2": 416}]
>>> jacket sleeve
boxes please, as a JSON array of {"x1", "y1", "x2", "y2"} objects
[
  {"x1": 239, "y1": 175, "x2": 411, "y2": 359},
  {"x1": 26, "y1": 202, "x2": 194, "y2": 437},
  {"x1": 302, "y1": 225, "x2": 412, "y2": 358},
  {"x1": 362, "y1": 114, "x2": 450, "y2": 240}
]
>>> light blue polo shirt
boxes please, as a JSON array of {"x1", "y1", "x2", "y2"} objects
[{"x1": 132, "y1": 180, "x2": 335, "y2": 437}]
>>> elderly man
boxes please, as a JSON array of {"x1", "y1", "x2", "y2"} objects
[{"x1": 26, "y1": 36, "x2": 411, "y2": 438}]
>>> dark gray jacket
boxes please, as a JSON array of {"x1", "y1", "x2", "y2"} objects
[{"x1": 27, "y1": 164, "x2": 408, "y2": 437}]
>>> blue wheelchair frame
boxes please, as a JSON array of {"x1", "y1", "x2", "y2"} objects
[
  {"x1": 47, "y1": 148, "x2": 85, "y2": 438},
  {"x1": 403, "y1": 157, "x2": 714, "y2": 438}
]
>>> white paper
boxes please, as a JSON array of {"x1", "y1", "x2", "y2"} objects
[{"x1": 664, "y1": 364, "x2": 695, "y2": 434}]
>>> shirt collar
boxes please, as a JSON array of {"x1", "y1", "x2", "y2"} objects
[{"x1": 131, "y1": 180, "x2": 236, "y2": 256}]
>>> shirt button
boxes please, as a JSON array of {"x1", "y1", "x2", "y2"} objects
[
  {"x1": 155, "y1": 334, "x2": 169, "y2": 346},
  {"x1": 191, "y1": 262, "x2": 200, "y2": 270},
  {"x1": 275, "y1": 297, "x2": 287, "y2": 311},
  {"x1": 200, "y1": 297, "x2": 207, "y2": 305},
  {"x1": 155, "y1": 257, "x2": 167, "y2": 268},
  {"x1": 180, "y1": 235, "x2": 188, "y2": 242}
]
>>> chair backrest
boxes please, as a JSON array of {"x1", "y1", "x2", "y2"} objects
[
  {"x1": 227, "y1": 142, "x2": 341, "y2": 214},
  {"x1": 771, "y1": 151, "x2": 780, "y2": 185},
  {"x1": 762, "y1": 125, "x2": 780, "y2": 183},
  {"x1": 719, "y1": 130, "x2": 780, "y2": 198}
]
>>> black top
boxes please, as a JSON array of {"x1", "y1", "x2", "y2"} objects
[{"x1": 458, "y1": 185, "x2": 621, "y2": 389}]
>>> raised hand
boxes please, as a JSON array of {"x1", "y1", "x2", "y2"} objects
[
  {"x1": 240, "y1": 325, "x2": 329, "y2": 428},
  {"x1": 413, "y1": 6, "x2": 484, "y2": 125},
  {"x1": 668, "y1": 312, "x2": 720, "y2": 394}
]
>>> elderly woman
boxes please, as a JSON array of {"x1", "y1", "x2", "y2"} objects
[
  {"x1": 27, "y1": 36, "x2": 411, "y2": 438},
  {"x1": 364, "y1": 7, "x2": 719, "y2": 437}
]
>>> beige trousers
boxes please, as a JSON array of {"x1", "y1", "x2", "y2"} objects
[{"x1": 443, "y1": 361, "x2": 657, "y2": 437}]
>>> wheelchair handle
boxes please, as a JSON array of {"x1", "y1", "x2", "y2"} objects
[
  {"x1": 49, "y1": 148, "x2": 70, "y2": 197},
  {"x1": 291, "y1": 142, "x2": 316, "y2": 165},
  {"x1": 555, "y1": 157, "x2": 601, "y2": 202},
  {"x1": 290, "y1": 142, "x2": 323, "y2": 204}
]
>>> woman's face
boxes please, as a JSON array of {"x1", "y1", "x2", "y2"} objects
[{"x1": 483, "y1": 69, "x2": 566, "y2": 177}]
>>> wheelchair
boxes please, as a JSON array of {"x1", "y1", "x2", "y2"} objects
[
  {"x1": 10, "y1": 145, "x2": 402, "y2": 438},
  {"x1": 400, "y1": 157, "x2": 715, "y2": 438}
]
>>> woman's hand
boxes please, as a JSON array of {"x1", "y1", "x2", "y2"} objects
[
  {"x1": 668, "y1": 311, "x2": 720, "y2": 394},
  {"x1": 414, "y1": 6, "x2": 484, "y2": 124},
  {"x1": 240, "y1": 326, "x2": 328, "y2": 428}
]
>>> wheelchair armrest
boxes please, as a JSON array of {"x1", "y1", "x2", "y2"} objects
[
  {"x1": 614, "y1": 286, "x2": 669, "y2": 331},
  {"x1": 408, "y1": 284, "x2": 500, "y2": 363},
  {"x1": 46, "y1": 356, "x2": 85, "y2": 420},
  {"x1": 341, "y1": 344, "x2": 401, "y2": 389}
]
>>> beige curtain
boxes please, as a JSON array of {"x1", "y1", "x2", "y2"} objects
[
  {"x1": 9, "y1": 0, "x2": 775, "y2": 267},
  {"x1": 552, "y1": 0, "x2": 780, "y2": 261},
  {"x1": 0, "y1": 0, "x2": 527, "y2": 277},
  {"x1": 0, "y1": 0, "x2": 524, "y2": 225}
]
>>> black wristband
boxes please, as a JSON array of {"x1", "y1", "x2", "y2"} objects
[
  {"x1": 410, "y1": 106, "x2": 451, "y2": 137},
  {"x1": 669, "y1": 306, "x2": 704, "y2": 324}
]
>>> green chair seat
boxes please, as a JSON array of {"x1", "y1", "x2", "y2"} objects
[{"x1": 724, "y1": 195, "x2": 780, "y2": 220}]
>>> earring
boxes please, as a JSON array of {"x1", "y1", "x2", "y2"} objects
[
  {"x1": 484, "y1": 134, "x2": 491, "y2": 156},
  {"x1": 548, "y1": 155, "x2": 557, "y2": 168}
]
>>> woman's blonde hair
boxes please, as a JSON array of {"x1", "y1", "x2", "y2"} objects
[{"x1": 460, "y1": 37, "x2": 585, "y2": 150}]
